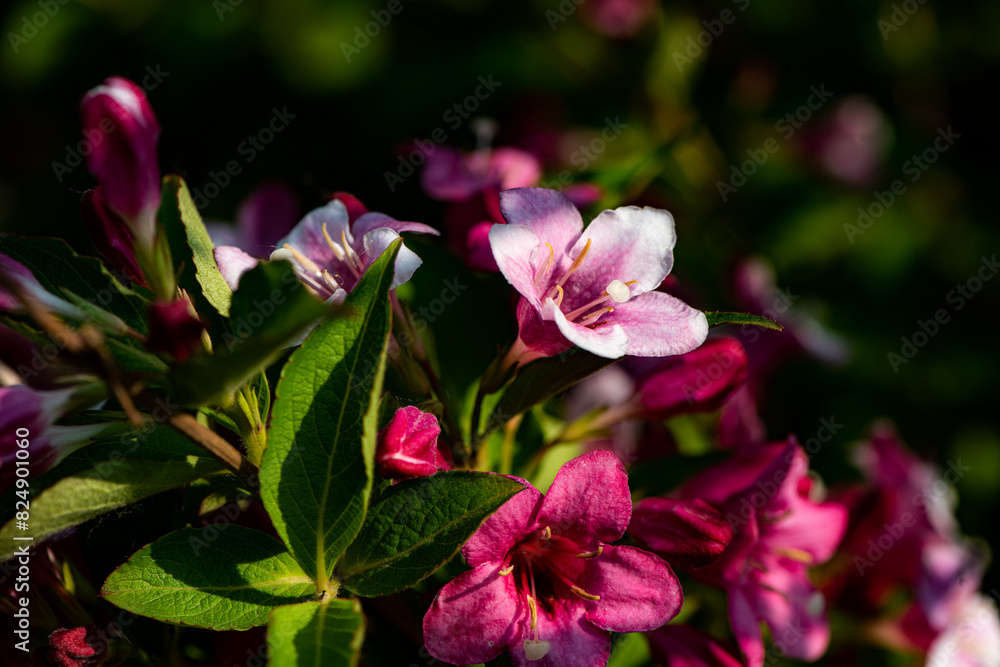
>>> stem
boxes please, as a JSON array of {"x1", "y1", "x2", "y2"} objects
[{"x1": 168, "y1": 412, "x2": 259, "y2": 488}]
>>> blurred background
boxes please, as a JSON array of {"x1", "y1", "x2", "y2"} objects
[{"x1": 2, "y1": 0, "x2": 998, "y2": 657}]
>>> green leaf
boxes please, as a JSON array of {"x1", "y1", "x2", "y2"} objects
[
  {"x1": 483, "y1": 348, "x2": 618, "y2": 441},
  {"x1": 167, "y1": 260, "x2": 331, "y2": 407},
  {"x1": 704, "y1": 311, "x2": 783, "y2": 331},
  {"x1": 338, "y1": 471, "x2": 525, "y2": 597},
  {"x1": 0, "y1": 456, "x2": 222, "y2": 561},
  {"x1": 261, "y1": 240, "x2": 400, "y2": 587},
  {"x1": 102, "y1": 526, "x2": 315, "y2": 630},
  {"x1": 159, "y1": 175, "x2": 233, "y2": 317},
  {"x1": 268, "y1": 599, "x2": 365, "y2": 667},
  {"x1": 0, "y1": 234, "x2": 151, "y2": 333}
]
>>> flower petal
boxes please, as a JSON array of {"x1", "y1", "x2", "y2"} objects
[
  {"x1": 728, "y1": 587, "x2": 765, "y2": 667},
  {"x1": 508, "y1": 600, "x2": 610, "y2": 667},
  {"x1": 539, "y1": 450, "x2": 632, "y2": 547},
  {"x1": 580, "y1": 545, "x2": 682, "y2": 632},
  {"x1": 361, "y1": 228, "x2": 422, "y2": 289},
  {"x1": 646, "y1": 624, "x2": 744, "y2": 667},
  {"x1": 423, "y1": 563, "x2": 525, "y2": 666},
  {"x1": 490, "y1": 223, "x2": 546, "y2": 307},
  {"x1": 279, "y1": 199, "x2": 351, "y2": 268},
  {"x1": 351, "y1": 211, "x2": 439, "y2": 239},
  {"x1": 498, "y1": 187, "x2": 584, "y2": 258},
  {"x1": 213, "y1": 246, "x2": 259, "y2": 291},
  {"x1": 547, "y1": 300, "x2": 630, "y2": 359},
  {"x1": 751, "y1": 569, "x2": 832, "y2": 661},
  {"x1": 611, "y1": 291, "x2": 708, "y2": 357},
  {"x1": 463, "y1": 477, "x2": 542, "y2": 567},
  {"x1": 568, "y1": 205, "x2": 676, "y2": 297}
]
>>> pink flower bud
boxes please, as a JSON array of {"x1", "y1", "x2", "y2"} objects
[
  {"x1": 376, "y1": 406, "x2": 449, "y2": 481},
  {"x1": 80, "y1": 77, "x2": 161, "y2": 252},
  {"x1": 81, "y1": 186, "x2": 147, "y2": 287},
  {"x1": 46, "y1": 625, "x2": 106, "y2": 667},
  {"x1": 628, "y1": 498, "x2": 734, "y2": 568},
  {"x1": 145, "y1": 300, "x2": 206, "y2": 362},
  {"x1": 636, "y1": 337, "x2": 748, "y2": 419}
]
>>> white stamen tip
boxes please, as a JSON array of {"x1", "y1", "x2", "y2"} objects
[
  {"x1": 807, "y1": 591, "x2": 825, "y2": 616},
  {"x1": 270, "y1": 248, "x2": 294, "y2": 263},
  {"x1": 523, "y1": 640, "x2": 551, "y2": 661},
  {"x1": 606, "y1": 280, "x2": 630, "y2": 303}
]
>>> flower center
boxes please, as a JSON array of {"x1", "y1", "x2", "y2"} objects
[
  {"x1": 498, "y1": 525, "x2": 603, "y2": 661},
  {"x1": 533, "y1": 241, "x2": 638, "y2": 329}
]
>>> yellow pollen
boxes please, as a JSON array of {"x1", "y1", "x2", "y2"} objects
[
  {"x1": 576, "y1": 546, "x2": 603, "y2": 559},
  {"x1": 321, "y1": 223, "x2": 347, "y2": 262},
  {"x1": 499, "y1": 564, "x2": 514, "y2": 576},
  {"x1": 555, "y1": 238, "x2": 592, "y2": 289},
  {"x1": 775, "y1": 547, "x2": 815, "y2": 564},
  {"x1": 552, "y1": 286, "x2": 564, "y2": 307},
  {"x1": 571, "y1": 585, "x2": 601, "y2": 601},
  {"x1": 527, "y1": 596, "x2": 538, "y2": 629},
  {"x1": 321, "y1": 270, "x2": 341, "y2": 292},
  {"x1": 541, "y1": 526, "x2": 552, "y2": 540}
]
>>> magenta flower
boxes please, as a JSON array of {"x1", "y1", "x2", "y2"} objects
[
  {"x1": 423, "y1": 450, "x2": 682, "y2": 666},
  {"x1": 81, "y1": 186, "x2": 147, "y2": 287},
  {"x1": 375, "y1": 406, "x2": 451, "y2": 481},
  {"x1": 214, "y1": 198, "x2": 438, "y2": 301},
  {"x1": 490, "y1": 188, "x2": 707, "y2": 365},
  {"x1": 646, "y1": 624, "x2": 743, "y2": 667},
  {"x1": 0, "y1": 386, "x2": 107, "y2": 494},
  {"x1": 80, "y1": 77, "x2": 161, "y2": 253},
  {"x1": 683, "y1": 440, "x2": 847, "y2": 667}
]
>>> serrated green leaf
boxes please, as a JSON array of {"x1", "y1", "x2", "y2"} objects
[
  {"x1": 167, "y1": 260, "x2": 331, "y2": 407},
  {"x1": 483, "y1": 348, "x2": 618, "y2": 441},
  {"x1": 704, "y1": 310, "x2": 783, "y2": 331},
  {"x1": 268, "y1": 599, "x2": 365, "y2": 667},
  {"x1": 0, "y1": 456, "x2": 222, "y2": 561},
  {"x1": 338, "y1": 471, "x2": 525, "y2": 597},
  {"x1": 159, "y1": 175, "x2": 233, "y2": 317},
  {"x1": 102, "y1": 526, "x2": 315, "y2": 630},
  {"x1": 0, "y1": 234, "x2": 151, "y2": 333},
  {"x1": 261, "y1": 241, "x2": 400, "y2": 587}
]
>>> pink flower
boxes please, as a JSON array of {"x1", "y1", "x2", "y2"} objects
[
  {"x1": 490, "y1": 187, "x2": 708, "y2": 364},
  {"x1": 80, "y1": 77, "x2": 161, "y2": 253},
  {"x1": 0, "y1": 386, "x2": 107, "y2": 493},
  {"x1": 629, "y1": 498, "x2": 734, "y2": 569},
  {"x1": 214, "y1": 198, "x2": 438, "y2": 301},
  {"x1": 422, "y1": 146, "x2": 541, "y2": 202},
  {"x1": 423, "y1": 450, "x2": 682, "y2": 667},
  {"x1": 205, "y1": 181, "x2": 301, "y2": 259},
  {"x1": 683, "y1": 440, "x2": 847, "y2": 667},
  {"x1": 375, "y1": 406, "x2": 451, "y2": 481},
  {"x1": 80, "y1": 186, "x2": 147, "y2": 287}
]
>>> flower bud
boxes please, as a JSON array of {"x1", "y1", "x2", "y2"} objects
[
  {"x1": 636, "y1": 337, "x2": 747, "y2": 419},
  {"x1": 145, "y1": 299, "x2": 206, "y2": 361},
  {"x1": 376, "y1": 406, "x2": 450, "y2": 481},
  {"x1": 628, "y1": 497, "x2": 734, "y2": 568},
  {"x1": 46, "y1": 625, "x2": 107, "y2": 667},
  {"x1": 80, "y1": 77, "x2": 161, "y2": 253},
  {"x1": 81, "y1": 186, "x2": 147, "y2": 287}
]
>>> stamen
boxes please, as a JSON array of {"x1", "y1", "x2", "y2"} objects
[
  {"x1": 570, "y1": 586, "x2": 601, "y2": 601},
  {"x1": 541, "y1": 526, "x2": 551, "y2": 540},
  {"x1": 578, "y1": 306, "x2": 613, "y2": 326},
  {"x1": 575, "y1": 546, "x2": 603, "y2": 559},
  {"x1": 554, "y1": 238, "x2": 592, "y2": 289},
  {"x1": 533, "y1": 243, "x2": 555, "y2": 291},
  {"x1": 499, "y1": 564, "x2": 514, "y2": 576},
  {"x1": 747, "y1": 557, "x2": 768, "y2": 572},
  {"x1": 282, "y1": 243, "x2": 323, "y2": 278},
  {"x1": 321, "y1": 223, "x2": 347, "y2": 261},
  {"x1": 563, "y1": 294, "x2": 611, "y2": 321},
  {"x1": 605, "y1": 280, "x2": 631, "y2": 303},
  {"x1": 774, "y1": 547, "x2": 815, "y2": 564},
  {"x1": 341, "y1": 231, "x2": 364, "y2": 278},
  {"x1": 322, "y1": 270, "x2": 341, "y2": 292},
  {"x1": 551, "y1": 286, "x2": 564, "y2": 307},
  {"x1": 527, "y1": 596, "x2": 538, "y2": 631}
]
